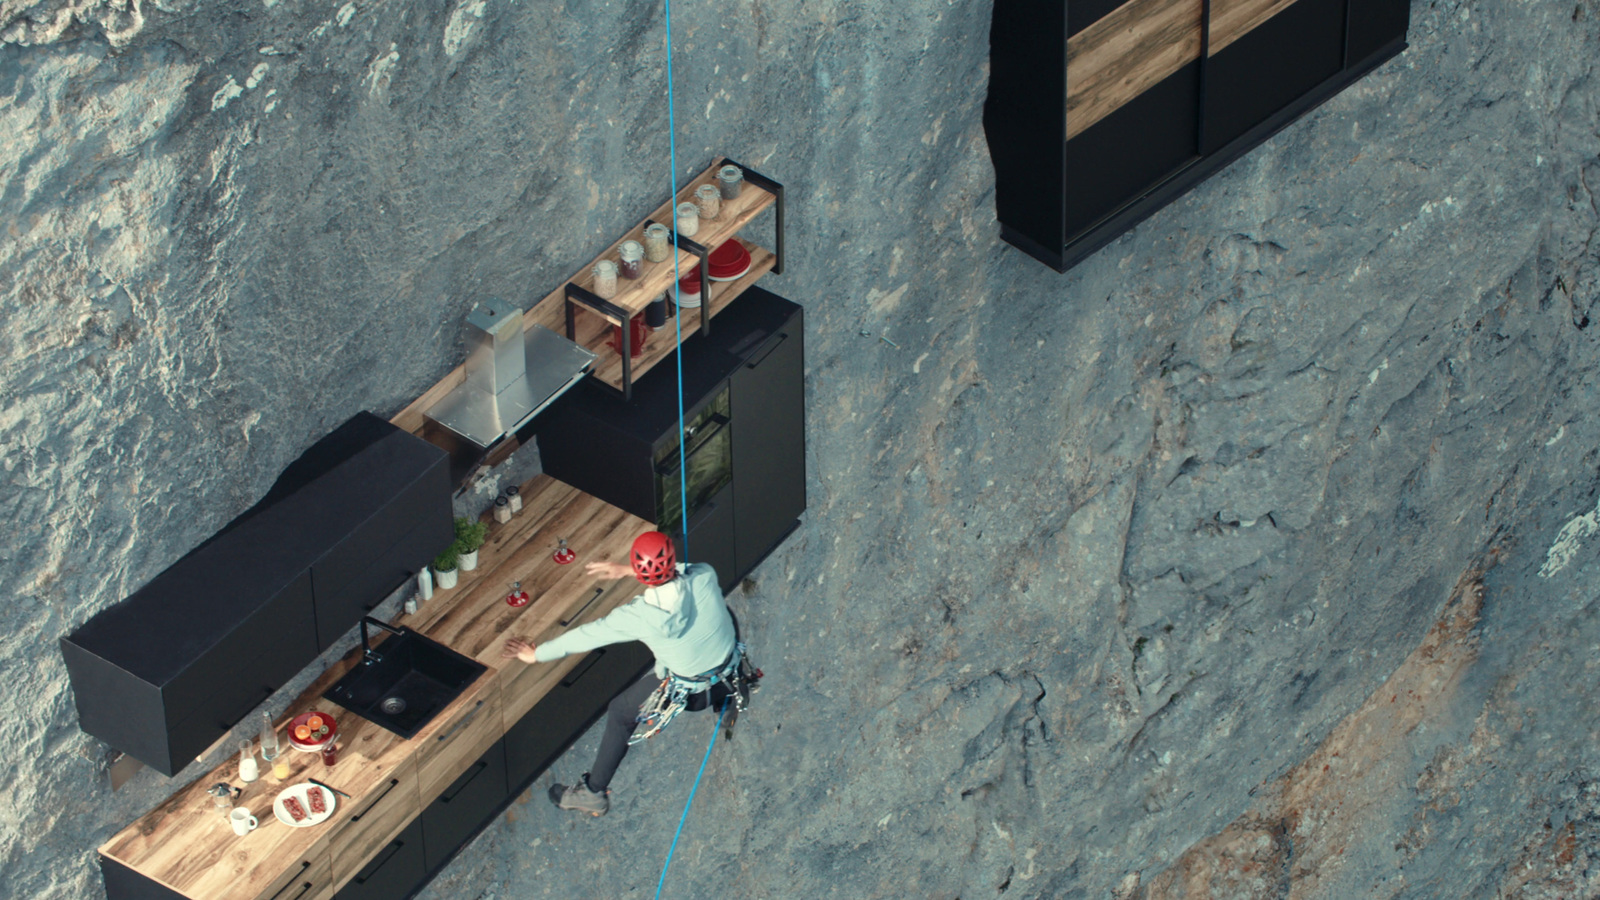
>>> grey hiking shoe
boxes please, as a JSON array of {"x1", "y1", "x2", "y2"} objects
[{"x1": 548, "y1": 776, "x2": 609, "y2": 816}]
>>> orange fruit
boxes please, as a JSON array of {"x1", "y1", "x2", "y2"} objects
[
  {"x1": 294, "y1": 724, "x2": 311, "y2": 741},
  {"x1": 307, "y1": 715, "x2": 323, "y2": 731}
]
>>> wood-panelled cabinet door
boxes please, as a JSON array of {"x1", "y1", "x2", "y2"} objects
[
  {"x1": 253, "y1": 851, "x2": 333, "y2": 900},
  {"x1": 417, "y1": 680, "x2": 504, "y2": 802},
  {"x1": 327, "y1": 756, "x2": 421, "y2": 889}
]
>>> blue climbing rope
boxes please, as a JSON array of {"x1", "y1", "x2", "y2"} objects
[
  {"x1": 654, "y1": 3, "x2": 718, "y2": 897},
  {"x1": 654, "y1": 704, "x2": 728, "y2": 900},
  {"x1": 664, "y1": 0, "x2": 690, "y2": 562}
]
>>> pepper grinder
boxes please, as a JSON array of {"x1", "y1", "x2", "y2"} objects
[
  {"x1": 505, "y1": 581, "x2": 530, "y2": 608},
  {"x1": 552, "y1": 538, "x2": 575, "y2": 565}
]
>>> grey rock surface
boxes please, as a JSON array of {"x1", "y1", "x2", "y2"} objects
[{"x1": 3, "y1": 0, "x2": 1600, "y2": 897}]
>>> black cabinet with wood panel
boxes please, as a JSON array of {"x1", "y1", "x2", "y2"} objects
[
  {"x1": 422, "y1": 738, "x2": 509, "y2": 873},
  {"x1": 985, "y1": 0, "x2": 1410, "y2": 271}
]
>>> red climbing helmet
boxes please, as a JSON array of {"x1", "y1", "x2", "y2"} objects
[{"x1": 630, "y1": 531, "x2": 677, "y2": 586}]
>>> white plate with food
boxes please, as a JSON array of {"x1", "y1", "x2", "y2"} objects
[{"x1": 273, "y1": 782, "x2": 336, "y2": 827}]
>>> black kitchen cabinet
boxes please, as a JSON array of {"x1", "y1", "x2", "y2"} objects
[
  {"x1": 504, "y1": 641, "x2": 655, "y2": 790},
  {"x1": 61, "y1": 412, "x2": 452, "y2": 776},
  {"x1": 725, "y1": 296, "x2": 806, "y2": 579},
  {"x1": 533, "y1": 288, "x2": 805, "y2": 591},
  {"x1": 985, "y1": 0, "x2": 1409, "y2": 271},
  {"x1": 334, "y1": 819, "x2": 428, "y2": 900},
  {"x1": 422, "y1": 738, "x2": 509, "y2": 872}
]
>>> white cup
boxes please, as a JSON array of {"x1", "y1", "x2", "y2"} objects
[{"x1": 229, "y1": 807, "x2": 258, "y2": 836}]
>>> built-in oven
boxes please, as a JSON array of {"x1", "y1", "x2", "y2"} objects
[{"x1": 653, "y1": 388, "x2": 732, "y2": 535}]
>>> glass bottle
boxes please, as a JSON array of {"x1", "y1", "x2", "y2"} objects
[
  {"x1": 717, "y1": 164, "x2": 744, "y2": 200},
  {"x1": 644, "y1": 223, "x2": 672, "y2": 262},
  {"x1": 238, "y1": 739, "x2": 259, "y2": 783},
  {"x1": 694, "y1": 184, "x2": 721, "y2": 222},
  {"x1": 593, "y1": 260, "x2": 618, "y2": 300},
  {"x1": 258, "y1": 711, "x2": 279, "y2": 763},
  {"x1": 675, "y1": 202, "x2": 700, "y2": 238},
  {"x1": 618, "y1": 241, "x2": 644, "y2": 280}
]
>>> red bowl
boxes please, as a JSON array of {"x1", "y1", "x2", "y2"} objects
[
  {"x1": 287, "y1": 711, "x2": 338, "y2": 751},
  {"x1": 706, "y1": 241, "x2": 751, "y2": 278}
]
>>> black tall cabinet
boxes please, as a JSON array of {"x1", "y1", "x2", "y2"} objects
[
  {"x1": 985, "y1": 0, "x2": 1410, "y2": 272},
  {"x1": 533, "y1": 287, "x2": 806, "y2": 593}
]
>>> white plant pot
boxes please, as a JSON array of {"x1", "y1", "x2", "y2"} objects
[
  {"x1": 459, "y1": 549, "x2": 479, "y2": 572},
  {"x1": 417, "y1": 568, "x2": 433, "y2": 602},
  {"x1": 435, "y1": 566, "x2": 458, "y2": 589}
]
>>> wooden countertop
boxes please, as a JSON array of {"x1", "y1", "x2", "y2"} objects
[{"x1": 98, "y1": 475, "x2": 651, "y2": 900}]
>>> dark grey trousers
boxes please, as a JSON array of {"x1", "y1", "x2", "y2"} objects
[{"x1": 587, "y1": 672, "x2": 732, "y2": 791}]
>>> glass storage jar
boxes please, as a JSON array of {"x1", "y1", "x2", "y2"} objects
[
  {"x1": 694, "y1": 184, "x2": 721, "y2": 222},
  {"x1": 593, "y1": 260, "x2": 618, "y2": 299},
  {"x1": 644, "y1": 223, "x2": 671, "y2": 262},
  {"x1": 618, "y1": 240, "x2": 644, "y2": 279},
  {"x1": 717, "y1": 164, "x2": 744, "y2": 200},
  {"x1": 675, "y1": 202, "x2": 700, "y2": 238}
]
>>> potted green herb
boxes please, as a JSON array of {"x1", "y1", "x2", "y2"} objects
[
  {"x1": 432, "y1": 544, "x2": 461, "y2": 590},
  {"x1": 455, "y1": 517, "x2": 490, "y2": 572}
]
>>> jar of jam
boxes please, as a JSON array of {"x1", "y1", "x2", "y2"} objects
[
  {"x1": 644, "y1": 223, "x2": 671, "y2": 262},
  {"x1": 618, "y1": 240, "x2": 644, "y2": 279}
]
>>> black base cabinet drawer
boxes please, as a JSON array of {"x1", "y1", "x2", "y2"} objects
[
  {"x1": 422, "y1": 739, "x2": 509, "y2": 872},
  {"x1": 504, "y1": 642, "x2": 655, "y2": 789},
  {"x1": 334, "y1": 819, "x2": 426, "y2": 900}
]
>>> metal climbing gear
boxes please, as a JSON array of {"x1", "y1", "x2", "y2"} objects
[{"x1": 630, "y1": 641, "x2": 762, "y2": 744}]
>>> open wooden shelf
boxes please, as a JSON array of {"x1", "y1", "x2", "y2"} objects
[
  {"x1": 391, "y1": 156, "x2": 783, "y2": 453},
  {"x1": 581, "y1": 240, "x2": 776, "y2": 390}
]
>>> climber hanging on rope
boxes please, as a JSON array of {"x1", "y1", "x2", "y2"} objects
[{"x1": 500, "y1": 530, "x2": 760, "y2": 817}]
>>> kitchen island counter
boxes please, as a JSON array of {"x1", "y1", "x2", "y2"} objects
[{"x1": 97, "y1": 475, "x2": 652, "y2": 900}]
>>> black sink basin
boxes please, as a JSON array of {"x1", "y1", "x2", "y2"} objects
[{"x1": 323, "y1": 622, "x2": 486, "y2": 739}]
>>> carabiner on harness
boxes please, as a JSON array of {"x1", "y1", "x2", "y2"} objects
[{"x1": 629, "y1": 642, "x2": 760, "y2": 744}]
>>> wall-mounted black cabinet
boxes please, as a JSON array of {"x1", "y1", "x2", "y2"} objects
[
  {"x1": 533, "y1": 287, "x2": 805, "y2": 593},
  {"x1": 985, "y1": 0, "x2": 1409, "y2": 272},
  {"x1": 61, "y1": 412, "x2": 452, "y2": 776}
]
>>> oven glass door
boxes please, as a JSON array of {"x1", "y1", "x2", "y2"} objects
[{"x1": 654, "y1": 389, "x2": 732, "y2": 535}]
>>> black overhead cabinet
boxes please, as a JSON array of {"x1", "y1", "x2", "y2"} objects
[
  {"x1": 61, "y1": 413, "x2": 453, "y2": 776},
  {"x1": 985, "y1": 0, "x2": 1410, "y2": 272},
  {"x1": 532, "y1": 287, "x2": 806, "y2": 594}
]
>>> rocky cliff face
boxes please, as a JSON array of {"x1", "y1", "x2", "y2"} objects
[{"x1": 4, "y1": 0, "x2": 1599, "y2": 897}]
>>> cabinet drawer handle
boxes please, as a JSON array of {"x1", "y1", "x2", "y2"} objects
[
  {"x1": 350, "y1": 777, "x2": 400, "y2": 822},
  {"x1": 440, "y1": 759, "x2": 490, "y2": 803},
  {"x1": 559, "y1": 588, "x2": 605, "y2": 627},
  {"x1": 744, "y1": 331, "x2": 788, "y2": 368},
  {"x1": 561, "y1": 649, "x2": 605, "y2": 688},
  {"x1": 353, "y1": 838, "x2": 407, "y2": 885},
  {"x1": 436, "y1": 699, "x2": 485, "y2": 743},
  {"x1": 264, "y1": 862, "x2": 311, "y2": 900}
]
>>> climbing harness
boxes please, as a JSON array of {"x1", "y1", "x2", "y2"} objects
[{"x1": 630, "y1": 641, "x2": 762, "y2": 744}]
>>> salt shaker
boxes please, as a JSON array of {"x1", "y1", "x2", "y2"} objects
[
  {"x1": 694, "y1": 184, "x2": 721, "y2": 222},
  {"x1": 717, "y1": 164, "x2": 744, "y2": 200},
  {"x1": 675, "y1": 202, "x2": 700, "y2": 238},
  {"x1": 644, "y1": 223, "x2": 671, "y2": 262},
  {"x1": 593, "y1": 260, "x2": 618, "y2": 299},
  {"x1": 504, "y1": 485, "x2": 522, "y2": 514},
  {"x1": 618, "y1": 241, "x2": 644, "y2": 279},
  {"x1": 493, "y1": 495, "x2": 512, "y2": 524}
]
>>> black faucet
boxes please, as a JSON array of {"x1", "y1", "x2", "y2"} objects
[{"x1": 360, "y1": 616, "x2": 406, "y2": 665}]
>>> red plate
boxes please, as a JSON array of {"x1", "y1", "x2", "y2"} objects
[
  {"x1": 287, "y1": 711, "x2": 338, "y2": 752},
  {"x1": 707, "y1": 241, "x2": 751, "y2": 278}
]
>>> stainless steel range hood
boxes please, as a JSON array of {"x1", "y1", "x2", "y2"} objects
[{"x1": 424, "y1": 299, "x2": 595, "y2": 447}]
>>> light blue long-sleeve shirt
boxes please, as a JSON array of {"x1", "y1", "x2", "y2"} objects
[{"x1": 533, "y1": 563, "x2": 734, "y2": 679}]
